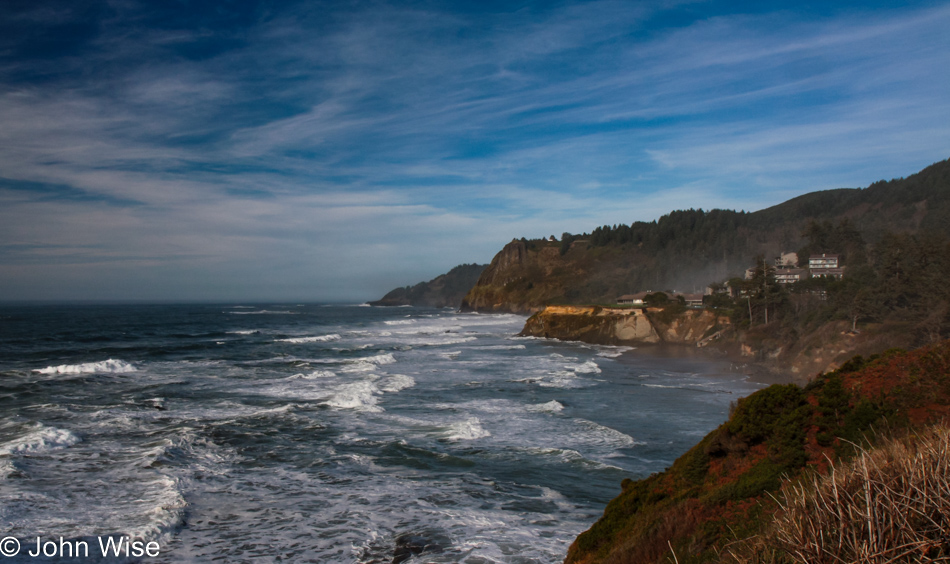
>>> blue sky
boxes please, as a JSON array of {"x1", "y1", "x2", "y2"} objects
[{"x1": 1, "y1": 0, "x2": 949, "y2": 302}]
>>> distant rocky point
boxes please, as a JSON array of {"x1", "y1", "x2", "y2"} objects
[{"x1": 370, "y1": 263, "x2": 488, "y2": 308}]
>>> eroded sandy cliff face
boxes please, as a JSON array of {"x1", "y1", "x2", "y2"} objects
[
  {"x1": 519, "y1": 306, "x2": 728, "y2": 346},
  {"x1": 518, "y1": 306, "x2": 892, "y2": 382}
]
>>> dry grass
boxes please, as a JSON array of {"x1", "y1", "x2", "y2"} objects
[{"x1": 769, "y1": 425, "x2": 950, "y2": 563}]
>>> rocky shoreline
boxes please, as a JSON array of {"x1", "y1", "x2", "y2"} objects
[{"x1": 517, "y1": 304, "x2": 908, "y2": 385}]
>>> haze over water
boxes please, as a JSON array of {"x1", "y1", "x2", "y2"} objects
[{"x1": 0, "y1": 304, "x2": 761, "y2": 562}]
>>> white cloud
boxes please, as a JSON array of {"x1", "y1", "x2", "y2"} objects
[{"x1": 1, "y1": 1, "x2": 948, "y2": 300}]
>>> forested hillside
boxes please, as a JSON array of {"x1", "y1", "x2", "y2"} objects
[{"x1": 460, "y1": 158, "x2": 950, "y2": 314}]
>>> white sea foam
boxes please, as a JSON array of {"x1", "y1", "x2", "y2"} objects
[
  {"x1": 338, "y1": 353, "x2": 397, "y2": 374},
  {"x1": 227, "y1": 310, "x2": 298, "y2": 315},
  {"x1": 287, "y1": 370, "x2": 336, "y2": 380},
  {"x1": 0, "y1": 458, "x2": 15, "y2": 479},
  {"x1": 383, "y1": 319, "x2": 415, "y2": 325},
  {"x1": 35, "y1": 358, "x2": 137, "y2": 374},
  {"x1": 444, "y1": 417, "x2": 490, "y2": 440},
  {"x1": 228, "y1": 330, "x2": 260, "y2": 335},
  {"x1": 538, "y1": 371, "x2": 585, "y2": 388},
  {"x1": 402, "y1": 336, "x2": 477, "y2": 347},
  {"x1": 0, "y1": 425, "x2": 81, "y2": 455},
  {"x1": 324, "y1": 382, "x2": 382, "y2": 412},
  {"x1": 125, "y1": 475, "x2": 188, "y2": 542},
  {"x1": 524, "y1": 447, "x2": 624, "y2": 471},
  {"x1": 378, "y1": 374, "x2": 416, "y2": 393},
  {"x1": 595, "y1": 346, "x2": 634, "y2": 358},
  {"x1": 576, "y1": 419, "x2": 640, "y2": 448},
  {"x1": 480, "y1": 344, "x2": 527, "y2": 350},
  {"x1": 276, "y1": 334, "x2": 341, "y2": 343},
  {"x1": 566, "y1": 360, "x2": 601, "y2": 374},
  {"x1": 527, "y1": 400, "x2": 565, "y2": 413},
  {"x1": 362, "y1": 353, "x2": 396, "y2": 365}
]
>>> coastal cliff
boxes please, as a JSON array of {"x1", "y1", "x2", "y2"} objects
[
  {"x1": 520, "y1": 305, "x2": 728, "y2": 346},
  {"x1": 565, "y1": 339, "x2": 950, "y2": 564},
  {"x1": 521, "y1": 304, "x2": 917, "y2": 382},
  {"x1": 459, "y1": 238, "x2": 565, "y2": 314}
]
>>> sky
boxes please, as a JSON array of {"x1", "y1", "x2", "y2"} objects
[{"x1": 1, "y1": 0, "x2": 949, "y2": 302}]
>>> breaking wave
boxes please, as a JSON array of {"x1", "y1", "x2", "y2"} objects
[
  {"x1": 0, "y1": 425, "x2": 81, "y2": 455},
  {"x1": 35, "y1": 359, "x2": 137, "y2": 374},
  {"x1": 277, "y1": 334, "x2": 341, "y2": 343},
  {"x1": 444, "y1": 417, "x2": 490, "y2": 441}
]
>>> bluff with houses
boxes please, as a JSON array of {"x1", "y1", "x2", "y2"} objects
[{"x1": 463, "y1": 158, "x2": 950, "y2": 378}]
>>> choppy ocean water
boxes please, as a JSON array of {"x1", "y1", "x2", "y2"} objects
[{"x1": 0, "y1": 304, "x2": 761, "y2": 563}]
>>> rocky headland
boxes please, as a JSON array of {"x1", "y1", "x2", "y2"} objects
[
  {"x1": 370, "y1": 263, "x2": 487, "y2": 308},
  {"x1": 520, "y1": 305, "x2": 727, "y2": 346}
]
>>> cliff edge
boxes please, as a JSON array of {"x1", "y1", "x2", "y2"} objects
[
  {"x1": 519, "y1": 305, "x2": 728, "y2": 346},
  {"x1": 565, "y1": 339, "x2": 950, "y2": 564}
]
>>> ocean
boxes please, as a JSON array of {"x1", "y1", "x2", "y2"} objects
[{"x1": 0, "y1": 304, "x2": 761, "y2": 563}]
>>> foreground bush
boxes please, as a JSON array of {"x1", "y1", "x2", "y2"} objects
[{"x1": 768, "y1": 425, "x2": 950, "y2": 563}]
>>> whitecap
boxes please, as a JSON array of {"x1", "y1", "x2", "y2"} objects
[
  {"x1": 34, "y1": 358, "x2": 137, "y2": 374},
  {"x1": 595, "y1": 346, "x2": 634, "y2": 358},
  {"x1": 566, "y1": 360, "x2": 601, "y2": 374},
  {"x1": 378, "y1": 375, "x2": 416, "y2": 393},
  {"x1": 575, "y1": 419, "x2": 641, "y2": 448},
  {"x1": 362, "y1": 353, "x2": 396, "y2": 365},
  {"x1": 0, "y1": 458, "x2": 17, "y2": 479},
  {"x1": 527, "y1": 400, "x2": 564, "y2": 413},
  {"x1": 227, "y1": 310, "x2": 298, "y2": 315},
  {"x1": 0, "y1": 425, "x2": 81, "y2": 455},
  {"x1": 444, "y1": 417, "x2": 490, "y2": 441},
  {"x1": 124, "y1": 474, "x2": 188, "y2": 542},
  {"x1": 324, "y1": 382, "x2": 383, "y2": 412},
  {"x1": 287, "y1": 370, "x2": 336, "y2": 380},
  {"x1": 538, "y1": 371, "x2": 586, "y2": 389},
  {"x1": 383, "y1": 319, "x2": 415, "y2": 325},
  {"x1": 276, "y1": 334, "x2": 341, "y2": 343}
]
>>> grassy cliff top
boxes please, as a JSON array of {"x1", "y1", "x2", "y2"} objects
[{"x1": 566, "y1": 339, "x2": 950, "y2": 564}]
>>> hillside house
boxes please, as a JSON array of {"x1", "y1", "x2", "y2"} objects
[
  {"x1": 774, "y1": 268, "x2": 808, "y2": 284},
  {"x1": 809, "y1": 253, "x2": 840, "y2": 269},
  {"x1": 617, "y1": 292, "x2": 649, "y2": 305},
  {"x1": 680, "y1": 293, "x2": 704, "y2": 307},
  {"x1": 812, "y1": 267, "x2": 845, "y2": 280}
]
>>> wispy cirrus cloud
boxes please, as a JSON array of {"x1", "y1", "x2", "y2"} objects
[{"x1": 0, "y1": 0, "x2": 948, "y2": 301}]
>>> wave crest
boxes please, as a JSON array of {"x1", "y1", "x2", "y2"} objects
[{"x1": 35, "y1": 359, "x2": 137, "y2": 374}]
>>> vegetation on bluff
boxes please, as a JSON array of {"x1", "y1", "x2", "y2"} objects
[
  {"x1": 748, "y1": 424, "x2": 950, "y2": 563},
  {"x1": 461, "y1": 158, "x2": 950, "y2": 318},
  {"x1": 720, "y1": 225, "x2": 950, "y2": 350},
  {"x1": 564, "y1": 340, "x2": 950, "y2": 564}
]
